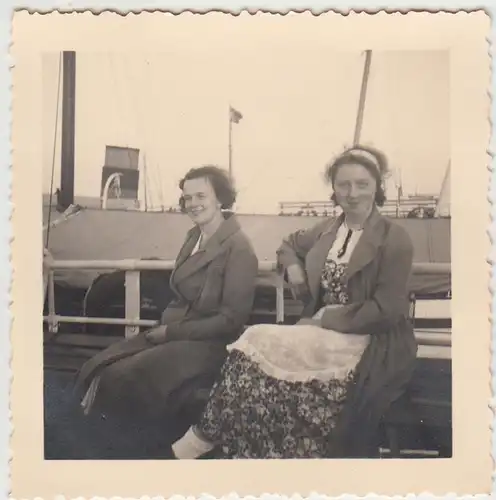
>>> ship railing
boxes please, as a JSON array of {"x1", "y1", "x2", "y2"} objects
[
  {"x1": 43, "y1": 258, "x2": 451, "y2": 355},
  {"x1": 43, "y1": 258, "x2": 285, "y2": 338}
]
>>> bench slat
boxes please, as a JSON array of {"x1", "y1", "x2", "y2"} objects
[
  {"x1": 415, "y1": 327, "x2": 451, "y2": 334},
  {"x1": 415, "y1": 331, "x2": 451, "y2": 347},
  {"x1": 417, "y1": 345, "x2": 451, "y2": 359},
  {"x1": 414, "y1": 299, "x2": 450, "y2": 319}
]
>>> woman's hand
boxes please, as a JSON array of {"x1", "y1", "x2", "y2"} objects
[
  {"x1": 145, "y1": 325, "x2": 168, "y2": 344},
  {"x1": 296, "y1": 317, "x2": 321, "y2": 327},
  {"x1": 313, "y1": 304, "x2": 344, "y2": 320},
  {"x1": 286, "y1": 264, "x2": 311, "y2": 300},
  {"x1": 286, "y1": 264, "x2": 306, "y2": 286}
]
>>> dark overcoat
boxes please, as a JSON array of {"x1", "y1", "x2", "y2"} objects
[
  {"x1": 74, "y1": 213, "x2": 259, "y2": 422},
  {"x1": 276, "y1": 207, "x2": 417, "y2": 457}
]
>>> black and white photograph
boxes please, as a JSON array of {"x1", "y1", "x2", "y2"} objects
[
  {"x1": 10, "y1": 10, "x2": 491, "y2": 498},
  {"x1": 42, "y1": 47, "x2": 453, "y2": 461}
]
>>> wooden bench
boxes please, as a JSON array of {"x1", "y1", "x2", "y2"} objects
[{"x1": 380, "y1": 295, "x2": 451, "y2": 458}]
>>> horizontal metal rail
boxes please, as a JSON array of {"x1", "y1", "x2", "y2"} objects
[
  {"x1": 43, "y1": 258, "x2": 451, "y2": 354},
  {"x1": 414, "y1": 330, "x2": 451, "y2": 347},
  {"x1": 47, "y1": 258, "x2": 450, "y2": 274},
  {"x1": 48, "y1": 259, "x2": 276, "y2": 272},
  {"x1": 44, "y1": 315, "x2": 158, "y2": 327}
]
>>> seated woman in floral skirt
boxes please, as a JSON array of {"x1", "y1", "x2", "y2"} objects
[{"x1": 172, "y1": 145, "x2": 417, "y2": 459}]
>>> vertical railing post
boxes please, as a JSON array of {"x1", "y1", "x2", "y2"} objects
[
  {"x1": 43, "y1": 253, "x2": 50, "y2": 306},
  {"x1": 125, "y1": 270, "x2": 141, "y2": 338},
  {"x1": 276, "y1": 270, "x2": 285, "y2": 324},
  {"x1": 47, "y1": 271, "x2": 58, "y2": 334}
]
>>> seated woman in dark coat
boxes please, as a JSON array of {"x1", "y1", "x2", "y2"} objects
[
  {"x1": 172, "y1": 146, "x2": 417, "y2": 460},
  {"x1": 74, "y1": 166, "x2": 259, "y2": 435}
]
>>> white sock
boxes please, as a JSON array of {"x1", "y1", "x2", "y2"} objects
[{"x1": 172, "y1": 426, "x2": 215, "y2": 459}]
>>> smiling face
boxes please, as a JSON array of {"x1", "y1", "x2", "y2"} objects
[
  {"x1": 333, "y1": 163, "x2": 377, "y2": 218},
  {"x1": 182, "y1": 176, "x2": 222, "y2": 227}
]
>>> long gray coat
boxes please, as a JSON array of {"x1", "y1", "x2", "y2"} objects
[
  {"x1": 277, "y1": 207, "x2": 417, "y2": 457},
  {"x1": 74, "y1": 213, "x2": 259, "y2": 421}
]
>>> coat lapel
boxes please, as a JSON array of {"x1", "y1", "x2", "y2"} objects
[
  {"x1": 305, "y1": 207, "x2": 386, "y2": 302},
  {"x1": 168, "y1": 225, "x2": 199, "y2": 297},
  {"x1": 345, "y1": 207, "x2": 385, "y2": 280},
  {"x1": 306, "y1": 216, "x2": 343, "y2": 301},
  {"x1": 177, "y1": 227, "x2": 201, "y2": 268},
  {"x1": 171, "y1": 213, "x2": 241, "y2": 284}
]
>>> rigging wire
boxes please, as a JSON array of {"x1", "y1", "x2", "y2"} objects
[
  {"x1": 45, "y1": 52, "x2": 63, "y2": 249},
  {"x1": 133, "y1": 57, "x2": 151, "y2": 210},
  {"x1": 110, "y1": 53, "x2": 150, "y2": 209},
  {"x1": 139, "y1": 57, "x2": 164, "y2": 210},
  {"x1": 123, "y1": 54, "x2": 137, "y2": 205},
  {"x1": 107, "y1": 54, "x2": 132, "y2": 206},
  {"x1": 155, "y1": 161, "x2": 166, "y2": 210},
  {"x1": 136, "y1": 55, "x2": 165, "y2": 210}
]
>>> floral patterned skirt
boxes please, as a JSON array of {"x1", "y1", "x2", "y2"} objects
[{"x1": 198, "y1": 350, "x2": 354, "y2": 459}]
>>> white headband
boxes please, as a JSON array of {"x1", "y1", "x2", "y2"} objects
[{"x1": 345, "y1": 148, "x2": 381, "y2": 171}]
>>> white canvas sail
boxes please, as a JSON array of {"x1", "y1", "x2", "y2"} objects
[{"x1": 434, "y1": 161, "x2": 451, "y2": 217}]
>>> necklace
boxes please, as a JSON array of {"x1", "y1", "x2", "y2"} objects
[
  {"x1": 337, "y1": 219, "x2": 364, "y2": 259},
  {"x1": 337, "y1": 228, "x2": 353, "y2": 259}
]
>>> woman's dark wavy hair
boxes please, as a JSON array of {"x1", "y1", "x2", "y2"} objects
[
  {"x1": 178, "y1": 165, "x2": 237, "y2": 212},
  {"x1": 324, "y1": 144, "x2": 389, "y2": 207}
]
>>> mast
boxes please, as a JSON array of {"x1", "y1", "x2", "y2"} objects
[
  {"x1": 434, "y1": 160, "x2": 451, "y2": 218},
  {"x1": 353, "y1": 50, "x2": 372, "y2": 145},
  {"x1": 396, "y1": 169, "x2": 403, "y2": 218},
  {"x1": 228, "y1": 111, "x2": 233, "y2": 179},
  {"x1": 59, "y1": 51, "x2": 76, "y2": 210},
  {"x1": 143, "y1": 153, "x2": 149, "y2": 212},
  {"x1": 228, "y1": 105, "x2": 243, "y2": 181}
]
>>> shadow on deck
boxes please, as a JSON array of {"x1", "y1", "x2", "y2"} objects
[{"x1": 44, "y1": 370, "x2": 183, "y2": 460}]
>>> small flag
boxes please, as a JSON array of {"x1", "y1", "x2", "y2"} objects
[
  {"x1": 398, "y1": 184, "x2": 403, "y2": 198},
  {"x1": 230, "y1": 106, "x2": 243, "y2": 124}
]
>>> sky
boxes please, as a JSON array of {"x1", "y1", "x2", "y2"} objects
[{"x1": 42, "y1": 46, "x2": 450, "y2": 214}]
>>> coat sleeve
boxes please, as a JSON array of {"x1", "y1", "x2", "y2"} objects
[
  {"x1": 320, "y1": 226, "x2": 414, "y2": 334},
  {"x1": 165, "y1": 243, "x2": 259, "y2": 342},
  {"x1": 276, "y1": 219, "x2": 328, "y2": 269}
]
